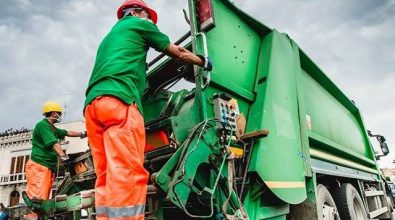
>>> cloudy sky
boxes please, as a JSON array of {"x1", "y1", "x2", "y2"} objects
[{"x1": 0, "y1": 0, "x2": 394, "y2": 167}]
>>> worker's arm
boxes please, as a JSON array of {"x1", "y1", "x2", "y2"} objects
[
  {"x1": 66, "y1": 131, "x2": 87, "y2": 139},
  {"x1": 53, "y1": 143, "x2": 68, "y2": 160},
  {"x1": 53, "y1": 131, "x2": 87, "y2": 161},
  {"x1": 164, "y1": 44, "x2": 203, "y2": 65},
  {"x1": 164, "y1": 44, "x2": 212, "y2": 71}
]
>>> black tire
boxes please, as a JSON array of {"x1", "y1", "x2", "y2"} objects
[
  {"x1": 317, "y1": 184, "x2": 340, "y2": 220},
  {"x1": 387, "y1": 195, "x2": 394, "y2": 212},
  {"x1": 332, "y1": 183, "x2": 368, "y2": 220}
]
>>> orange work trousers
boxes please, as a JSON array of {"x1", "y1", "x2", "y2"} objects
[
  {"x1": 85, "y1": 96, "x2": 148, "y2": 220},
  {"x1": 25, "y1": 160, "x2": 54, "y2": 200}
]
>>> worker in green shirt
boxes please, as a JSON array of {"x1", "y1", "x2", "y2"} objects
[
  {"x1": 83, "y1": 0, "x2": 212, "y2": 219},
  {"x1": 23, "y1": 101, "x2": 87, "y2": 220}
]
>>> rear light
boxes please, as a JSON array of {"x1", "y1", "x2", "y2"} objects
[
  {"x1": 197, "y1": 0, "x2": 216, "y2": 31},
  {"x1": 145, "y1": 130, "x2": 170, "y2": 152}
]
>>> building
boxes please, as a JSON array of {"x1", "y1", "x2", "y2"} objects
[
  {"x1": 0, "y1": 120, "x2": 88, "y2": 207},
  {"x1": 382, "y1": 168, "x2": 395, "y2": 177},
  {"x1": 382, "y1": 167, "x2": 395, "y2": 182}
]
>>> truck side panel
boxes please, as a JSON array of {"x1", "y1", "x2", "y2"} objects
[
  {"x1": 298, "y1": 51, "x2": 377, "y2": 169},
  {"x1": 246, "y1": 31, "x2": 307, "y2": 204}
]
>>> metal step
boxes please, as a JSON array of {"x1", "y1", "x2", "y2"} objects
[
  {"x1": 369, "y1": 207, "x2": 388, "y2": 219},
  {"x1": 365, "y1": 190, "x2": 385, "y2": 197}
]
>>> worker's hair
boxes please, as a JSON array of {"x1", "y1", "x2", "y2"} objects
[
  {"x1": 44, "y1": 112, "x2": 52, "y2": 117},
  {"x1": 43, "y1": 111, "x2": 60, "y2": 117}
]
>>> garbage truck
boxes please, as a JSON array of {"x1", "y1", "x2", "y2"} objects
[{"x1": 20, "y1": 0, "x2": 394, "y2": 219}]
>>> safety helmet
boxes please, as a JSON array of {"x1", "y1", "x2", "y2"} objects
[
  {"x1": 42, "y1": 101, "x2": 64, "y2": 114},
  {"x1": 117, "y1": 0, "x2": 158, "y2": 24}
]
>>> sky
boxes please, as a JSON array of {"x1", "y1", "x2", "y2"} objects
[{"x1": 0, "y1": 0, "x2": 394, "y2": 167}]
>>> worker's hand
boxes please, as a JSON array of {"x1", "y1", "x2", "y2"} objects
[
  {"x1": 61, "y1": 155, "x2": 72, "y2": 168},
  {"x1": 80, "y1": 131, "x2": 87, "y2": 139},
  {"x1": 177, "y1": 46, "x2": 188, "y2": 53},
  {"x1": 62, "y1": 159, "x2": 72, "y2": 168},
  {"x1": 60, "y1": 154, "x2": 70, "y2": 161},
  {"x1": 197, "y1": 55, "x2": 212, "y2": 71}
]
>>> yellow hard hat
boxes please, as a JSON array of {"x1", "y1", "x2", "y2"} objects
[{"x1": 42, "y1": 101, "x2": 64, "y2": 114}]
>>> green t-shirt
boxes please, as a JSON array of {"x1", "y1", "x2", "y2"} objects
[
  {"x1": 84, "y1": 16, "x2": 171, "y2": 114},
  {"x1": 31, "y1": 119, "x2": 68, "y2": 172}
]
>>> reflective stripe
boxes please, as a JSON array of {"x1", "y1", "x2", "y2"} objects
[
  {"x1": 96, "y1": 206, "x2": 107, "y2": 216},
  {"x1": 265, "y1": 181, "x2": 305, "y2": 188},
  {"x1": 95, "y1": 204, "x2": 145, "y2": 218},
  {"x1": 309, "y1": 149, "x2": 379, "y2": 174},
  {"x1": 107, "y1": 204, "x2": 145, "y2": 218}
]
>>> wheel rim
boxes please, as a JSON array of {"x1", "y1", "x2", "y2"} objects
[
  {"x1": 322, "y1": 202, "x2": 340, "y2": 220},
  {"x1": 353, "y1": 197, "x2": 365, "y2": 219}
]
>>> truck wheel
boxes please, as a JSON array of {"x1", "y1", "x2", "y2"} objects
[
  {"x1": 387, "y1": 195, "x2": 394, "y2": 212},
  {"x1": 317, "y1": 184, "x2": 340, "y2": 220},
  {"x1": 333, "y1": 183, "x2": 368, "y2": 220}
]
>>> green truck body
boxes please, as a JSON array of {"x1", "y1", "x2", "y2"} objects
[
  {"x1": 19, "y1": 0, "x2": 393, "y2": 219},
  {"x1": 142, "y1": 0, "x2": 392, "y2": 219}
]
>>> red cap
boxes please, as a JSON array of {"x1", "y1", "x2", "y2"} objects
[{"x1": 117, "y1": 0, "x2": 158, "y2": 24}]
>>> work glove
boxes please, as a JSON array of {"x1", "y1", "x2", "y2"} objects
[
  {"x1": 63, "y1": 159, "x2": 72, "y2": 168},
  {"x1": 197, "y1": 55, "x2": 213, "y2": 72},
  {"x1": 60, "y1": 154, "x2": 70, "y2": 162},
  {"x1": 80, "y1": 131, "x2": 87, "y2": 139},
  {"x1": 61, "y1": 155, "x2": 72, "y2": 167}
]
